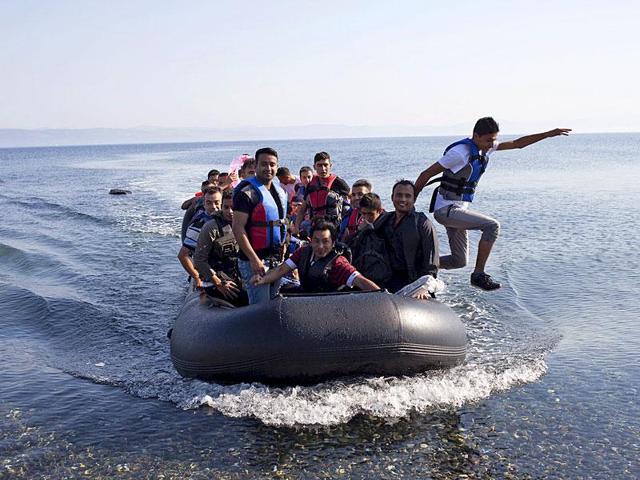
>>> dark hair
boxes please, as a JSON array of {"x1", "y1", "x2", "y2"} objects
[
  {"x1": 255, "y1": 147, "x2": 279, "y2": 162},
  {"x1": 313, "y1": 152, "x2": 331, "y2": 164},
  {"x1": 239, "y1": 158, "x2": 256, "y2": 174},
  {"x1": 299, "y1": 166, "x2": 313, "y2": 175},
  {"x1": 207, "y1": 169, "x2": 220, "y2": 178},
  {"x1": 201, "y1": 181, "x2": 216, "y2": 192},
  {"x1": 276, "y1": 166, "x2": 291, "y2": 177},
  {"x1": 391, "y1": 179, "x2": 416, "y2": 199},
  {"x1": 219, "y1": 172, "x2": 229, "y2": 178},
  {"x1": 352, "y1": 179, "x2": 372, "y2": 191},
  {"x1": 310, "y1": 220, "x2": 337, "y2": 242},
  {"x1": 359, "y1": 192, "x2": 382, "y2": 211},
  {"x1": 221, "y1": 189, "x2": 233, "y2": 201},
  {"x1": 473, "y1": 117, "x2": 500, "y2": 136},
  {"x1": 203, "y1": 186, "x2": 222, "y2": 196}
]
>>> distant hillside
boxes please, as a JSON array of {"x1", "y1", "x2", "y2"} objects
[
  {"x1": 0, "y1": 124, "x2": 470, "y2": 148},
  {"x1": 1, "y1": 122, "x2": 633, "y2": 148}
]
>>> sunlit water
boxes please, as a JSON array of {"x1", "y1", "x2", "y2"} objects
[{"x1": 1, "y1": 135, "x2": 638, "y2": 478}]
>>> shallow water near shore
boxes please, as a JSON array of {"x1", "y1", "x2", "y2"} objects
[{"x1": 1, "y1": 134, "x2": 639, "y2": 478}]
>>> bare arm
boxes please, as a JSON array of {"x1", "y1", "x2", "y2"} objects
[
  {"x1": 497, "y1": 128, "x2": 572, "y2": 151},
  {"x1": 292, "y1": 199, "x2": 309, "y2": 234},
  {"x1": 178, "y1": 246, "x2": 203, "y2": 289},
  {"x1": 415, "y1": 162, "x2": 446, "y2": 197},
  {"x1": 252, "y1": 262, "x2": 293, "y2": 286},
  {"x1": 352, "y1": 274, "x2": 379, "y2": 291},
  {"x1": 221, "y1": 174, "x2": 235, "y2": 190},
  {"x1": 232, "y1": 211, "x2": 266, "y2": 275}
]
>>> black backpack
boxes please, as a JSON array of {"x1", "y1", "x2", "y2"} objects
[{"x1": 351, "y1": 227, "x2": 392, "y2": 286}]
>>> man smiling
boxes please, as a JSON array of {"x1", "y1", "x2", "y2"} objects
[
  {"x1": 251, "y1": 220, "x2": 379, "y2": 294},
  {"x1": 377, "y1": 180, "x2": 439, "y2": 297},
  {"x1": 232, "y1": 147, "x2": 288, "y2": 304}
]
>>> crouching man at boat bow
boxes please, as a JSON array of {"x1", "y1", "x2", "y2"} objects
[
  {"x1": 251, "y1": 220, "x2": 380, "y2": 294},
  {"x1": 193, "y1": 189, "x2": 249, "y2": 307}
]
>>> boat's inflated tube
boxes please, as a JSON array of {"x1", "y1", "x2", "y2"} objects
[{"x1": 170, "y1": 290, "x2": 466, "y2": 384}]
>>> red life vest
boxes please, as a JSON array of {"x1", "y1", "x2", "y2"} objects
[
  {"x1": 345, "y1": 208, "x2": 360, "y2": 238},
  {"x1": 306, "y1": 174, "x2": 343, "y2": 222}
]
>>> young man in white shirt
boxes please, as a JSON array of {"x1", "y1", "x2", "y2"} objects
[{"x1": 415, "y1": 117, "x2": 570, "y2": 291}]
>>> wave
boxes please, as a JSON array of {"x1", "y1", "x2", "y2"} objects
[
  {"x1": 0, "y1": 241, "x2": 88, "y2": 287},
  {"x1": 185, "y1": 360, "x2": 547, "y2": 427},
  {"x1": 0, "y1": 284, "x2": 52, "y2": 328},
  {"x1": 0, "y1": 230, "x2": 556, "y2": 430},
  {"x1": 57, "y1": 290, "x2": 553, "y2": 428},
  {"x1": 59, "y1": 344, "x2": 547, "y2": 428},
  {"x1": 115, "y1": 213, "x2": 181, "y2": 237},
  {"x1": 0, "y1": 194, "x2": 106, "y2": 225}
]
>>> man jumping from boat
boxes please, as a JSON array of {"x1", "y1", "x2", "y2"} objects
[{"x1": 415, "y1": 117, "x2": 571, "y2": 291}]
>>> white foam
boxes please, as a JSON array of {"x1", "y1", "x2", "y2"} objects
[{"x1": 180, "y1": 359, "x2": 547, "y2": 427}]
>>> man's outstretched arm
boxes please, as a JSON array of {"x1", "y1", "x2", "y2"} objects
[{"x1": 497, "y1": 128, "x2": 571, "y2": 151}]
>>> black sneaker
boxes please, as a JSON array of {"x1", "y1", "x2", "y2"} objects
[{"x1": 470, "y1": 272, "x2": 501, "y2": 291}]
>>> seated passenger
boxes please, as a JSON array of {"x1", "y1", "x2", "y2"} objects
[
  {"x1": 181, "y1": 180, "x2": 215, "y2": 211},
  {"x1": 218, "y1": 172, "x2": 236, "y2": 191},
  {"x1": 177, "y1": 188, "x2": 222, "y2": 289},
  {"x1": 238, "y1": 158, "x2": 256, "y2": 180},
  {"x1": 276, "y1": 167, "x2": 297, "y2": 204},
  {"x1": 292, "y1": 152, "x2": 350, "y2": 234},
  {"x1": 352, "y1": 193, "x2": 384, "y2": 235},
  {"x1": 295, "y1": 165, "x2": 313, "y2": 198},
  {"x1": 181, "y1": 184, "x2": 220, "y2": 241},
  {"x1": 207, "y1": 169, "x2": 220, "y2": 185},
  {"x1": 339, "y1": 179, "x2": 373, "y2": 244},
  {"x1": 376, "y1": 180, "x2": 439, "y2": 296},
  {"x1": 252, "y1": 221, "x2": 379, "y2": 294},
  {"x1": 193, "y1": 190, "x2": 248, "y2": 307},
  {"x1": 350, "y1": 193, "x2": 391, "y2": 286}
]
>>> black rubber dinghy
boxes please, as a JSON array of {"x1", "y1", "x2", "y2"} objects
[{"x1": 170, "y1": 290, "x2": 466, "y2": 384}]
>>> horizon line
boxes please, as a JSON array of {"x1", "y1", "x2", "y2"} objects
[{"x1": 0, "y1": 130, "x2": 637, "y2": 151}]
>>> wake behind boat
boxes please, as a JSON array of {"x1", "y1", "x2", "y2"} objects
[{"x1": 170, "y1": 290, "x2": 466, "y2": 385}]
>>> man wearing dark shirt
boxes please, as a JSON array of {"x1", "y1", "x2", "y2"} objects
[{"x1": 378, "y1": 180, "x2": 439, "y2": 298}]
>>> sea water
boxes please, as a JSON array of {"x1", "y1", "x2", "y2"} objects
[{"x1": 1, "y1": 134, "x2": 638, "y2": 478}]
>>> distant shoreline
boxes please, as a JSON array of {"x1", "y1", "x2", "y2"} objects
[{"x1": 0, "y1": 128, "x2": 637, "y2": 150}]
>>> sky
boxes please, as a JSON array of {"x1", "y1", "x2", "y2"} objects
[{"x1": 1, "y1": 0, "x2": 639, "y2": 133}]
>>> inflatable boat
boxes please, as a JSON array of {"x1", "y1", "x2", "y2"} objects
[{"x1": 170, "y1": 289, "x2": 466, "y2": 384}]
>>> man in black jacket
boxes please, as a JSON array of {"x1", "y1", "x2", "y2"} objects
[{"x1": 376, "y1": 180, "x2": 439, "y2": 297}]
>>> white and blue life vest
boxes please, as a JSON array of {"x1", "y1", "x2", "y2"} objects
[
  {"x1": 437, "y1": 138, "x2": 488, "y2": 203},
  {"x1": 243, "y1": 176, "x2": 288, "y2": 252},
  {"x1": 426, "y1": 138, "x2": 490, "y2": 212}
]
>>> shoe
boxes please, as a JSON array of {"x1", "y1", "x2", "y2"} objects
[{"x1": 470, "y1": 272, "x2": 501, "y2": 291}]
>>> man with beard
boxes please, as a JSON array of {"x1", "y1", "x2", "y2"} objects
[
  {"x1": 193, "y1": 189, "x2": 248, "y2": 307},
  {"x1": 376, "y1": 180, "x2": 439, "y2": 298}
]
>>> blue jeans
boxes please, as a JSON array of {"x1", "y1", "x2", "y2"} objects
[{"x1": 238, "y1": 259, "x2": 281, "y2": 304}]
